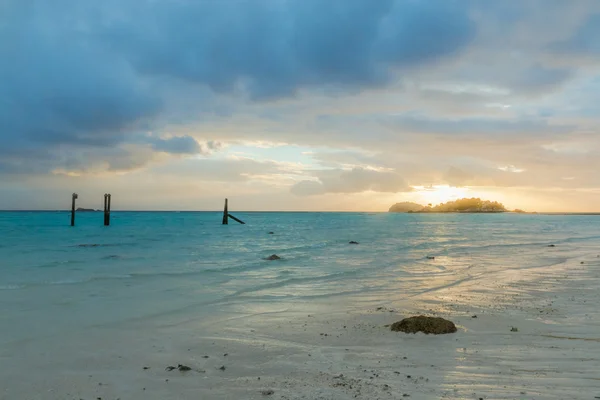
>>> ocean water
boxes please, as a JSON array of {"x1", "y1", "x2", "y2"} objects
[
  {"x1": 1, "y1": 211, "x2": 599, "y2": 343},
  {"x1": 1, "y1": 211, "x2": 600, "y2": 399}
]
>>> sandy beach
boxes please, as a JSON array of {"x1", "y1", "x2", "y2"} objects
[{"x1": 2, "y1": 238, "x2": 598, "y2": 400}]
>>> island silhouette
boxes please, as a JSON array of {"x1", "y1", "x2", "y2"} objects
[{"x1": 389, "y1": 198, "x2": 510, "y2": 213}]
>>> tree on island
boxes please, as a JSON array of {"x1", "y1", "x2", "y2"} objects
[{"x1": 389, "y1": 197, "x2": 508, "y2": 213}]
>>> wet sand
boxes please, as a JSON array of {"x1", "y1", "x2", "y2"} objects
[{"x1": 2, "y1": 248, "x2": 599, "y2": 399}]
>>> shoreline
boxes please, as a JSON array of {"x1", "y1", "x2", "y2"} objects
[{"x1": 2, "y1": 246, "x2": 599, "y2": 399}]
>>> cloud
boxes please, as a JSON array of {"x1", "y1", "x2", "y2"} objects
[
  {"x1": 291, "y1": 167, "x2": 412, "y2": 196},
  {"x1": 109, "y1": 0, "x2": 475, "y2": 98},
  {"x1": 444, "y1": 167, "x2": 474, "y2": 187},
  {"x1": 0, "y1": 1, "x2": 163, "y2": 177},
  {"x1": 151, "y1": 156, "x2": 306, "y2": 185},
  {"x1": 550, "y1": 13, "x2": 600, "y2": 56},
  {"x1": 49, "y1": 146, "x2": 158, "y2": 176},
  {"x1": 387, "y1": 114, "x2": 573, "y2": 139},
  {"x1": 3, "y1": 1, "x2": 600, "y2": 211},
  {"x1": 0, "y1": 4, "x2": 161, "y2": 148},
  {"x1": 143, "y1": 135, "x2": 201, "y2": 155},
  {"x1": 0, "y1": 0, "x2": 479, "y2": 174}
]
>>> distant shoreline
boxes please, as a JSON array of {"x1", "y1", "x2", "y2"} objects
[{"x1": 2, "y1": 210, "x2": 600, "y2": 215}]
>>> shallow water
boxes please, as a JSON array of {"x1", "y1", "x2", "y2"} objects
[
  {"x1": 1, "y1": 211, "x2": 599, "y2": 399},
  {"x1": 1, "y1": 212, "x2": 598, "y2": 339}
]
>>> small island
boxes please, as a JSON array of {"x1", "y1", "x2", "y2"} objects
[
  {"x1": 76, "y1": 207, "x2": 98, "y2": 212},
  {"x1": 389, "y1": 198, "x2": 509, "y2": 213}
]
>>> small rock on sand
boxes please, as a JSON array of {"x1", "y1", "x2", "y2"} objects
[
  {"x1": 391, "y1": 316, "x2": 457, "y2": 334},
  {"x1": 261, "y1": 389, "x2": 275, "y2": 396},
  {"x1": 264, "y1": 254, "x2": 281, "y2": 261},
  {"x1": 426, "y1": 256, "x2": 435, "y2": 260},
  {"x1": 548, "y1": 244, "x2": 556, "y2": 247},
  {"x1": 166, "y1": 364, "x2": 192, "y2": 372}
]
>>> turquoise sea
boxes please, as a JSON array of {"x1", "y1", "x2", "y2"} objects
[
  {"x1": 1, "y1": 211, "x2": 599, "y2": 340},
  {"x1": 1, "y1": 211, "x2": 599, "y2": 399}
]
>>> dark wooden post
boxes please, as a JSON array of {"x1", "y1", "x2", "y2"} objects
[
  {"x1": 71, "y1": 193, "x2": 78, "y2": 226},
  {"x1": 228, "y1": 213, "x2": 245, "y2": 224},
  {"x1": 222, "y1": 198, "x2": 228, "y2": 225},
  {"x1": 107, "y1": 194, "x2": 111, "y2": 226},
  {"x1": 104, "y1": 194, "x2": 111, "y2": 226},
  {"x1": 222, "y1": 198, "x2": 245, "y2": 224},
  {"x1": 103, "y1": 194, "x2": 107, "y2": 225}
]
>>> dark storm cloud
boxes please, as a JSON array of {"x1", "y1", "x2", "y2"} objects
[
  {"x1": 107, "y1": 0, "x2": 476, "y2": 98},
  {"x1": 0, "y1": 0, "x2": 477, "y2": 173},
  {"x1": 0, "y1": 2, "x2": 162, "y2": 171}
]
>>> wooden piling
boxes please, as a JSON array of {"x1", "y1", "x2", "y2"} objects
[
  {"x1": 222, "y1": 198, "x2": 229, "y2": 225},
  {"x1": 103, "y1": 194, "x2": 111, "y2": 226},
  {"x1": 228, "y1": 213, "x2": 245, "y2": 224},
  {"x1": 222, "y1": 198, "x2": 245, "y2": 224},
  {"x1": 107, "y1": 194, "x2": 111, "y2": 226},
  {"x1": 71, "y1": 193, "x2": 78, "y2": 226}
]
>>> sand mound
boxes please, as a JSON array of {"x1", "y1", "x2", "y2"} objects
[{"x1": 390, "y1": 316, "x2": 457, "y2": 334}]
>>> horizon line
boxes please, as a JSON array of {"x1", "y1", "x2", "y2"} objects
[{"x1": 2, "y1": 210, "x2": 600, "y2": 215}]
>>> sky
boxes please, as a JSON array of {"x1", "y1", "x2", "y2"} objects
[{"x1": 2, "y1": 0, "x2": 600, "y2": 212}]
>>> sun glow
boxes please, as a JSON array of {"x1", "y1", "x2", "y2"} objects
[{"x1": 412, "y1": 185, "x2": 471, "y2": 206}]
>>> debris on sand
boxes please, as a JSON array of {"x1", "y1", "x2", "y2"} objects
[
  {"x1": 264, "y1": 254, "x2": 281, "y2": 261},
  {"x1": 390, "y1": 316, "x2": 457, "y2": 334},
  {"x1": 261, "y1": 389, "x2": 275, "y2": 396},
  {"x1": 166, "y1": 364, "x2": 192, "y2": 372},
  {"x1": 426, "y1": 256, "x2": 435, "y2": 260},
  {"x1": 511, "y1": 327, "x2": 519, "y2": 332},
  {"x1": 219, "y1": 365, "x2": 226, "y2": 371},
  {"x1": 548, "y1": 244, "x2": 556, "y2": 247}
]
